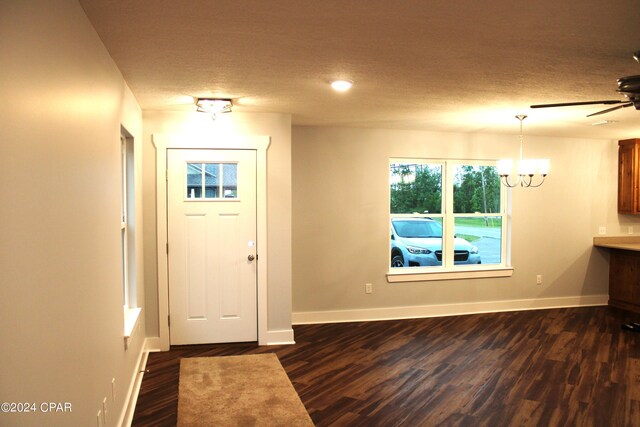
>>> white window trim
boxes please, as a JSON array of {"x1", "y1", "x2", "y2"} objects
[
  {"x1": 387, "y1": 158, "x2": 513, "y2": 282},
  {"x1": 123, "y1": 308, "x2": 142, "y2": 350},
  {"x1": 121, "y1": 136, "x2": 130, "y2": 309},
  {"x1": 121, "y1": 131, "x2": 141, "y2": 349},
  {"x1": 387, "y1": 267, "x2": 513, "y2": 282}
]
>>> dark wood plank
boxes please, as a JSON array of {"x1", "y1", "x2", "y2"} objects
[{"x1": 132, "y1": 307, "x2": 640, "y2": 426}]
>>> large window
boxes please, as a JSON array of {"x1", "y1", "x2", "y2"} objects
[
  {"x1": 121, "y1": 135, "x2": 132, "y2": 309},
  {"x1": 121, "y1": 131, "x2": 140, "y2": 345},
  {"x1": 390, "y1": 159, "x2": 508, "y2": 274}
]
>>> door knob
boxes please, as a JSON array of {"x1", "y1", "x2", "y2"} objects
[{"x1": 247, "y1": 254, "x2": 255, "y2": 262}]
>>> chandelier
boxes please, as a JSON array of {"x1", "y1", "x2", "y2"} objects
[{"x1": 497, "y1": 115, "x2": 550, "y2": 188}]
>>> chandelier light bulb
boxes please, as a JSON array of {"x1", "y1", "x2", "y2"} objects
[{"x1": 496, "y1": 159, "x2": 513, "y2": 176}]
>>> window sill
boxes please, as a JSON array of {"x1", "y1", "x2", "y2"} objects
[
  {"x1": 387, "y1": 267, "x2": 513, "y2": 283},
  {"x1": 124, "y1": 307, "x2": 142, "y2": 350}
]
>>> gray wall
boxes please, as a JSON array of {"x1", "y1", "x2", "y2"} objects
[
  {"x1": 0, "y1": 1, "x2": 145, "y2": 426},
  {"x1": 292, "y1": 126, "x2": 629, "y2": 319}
]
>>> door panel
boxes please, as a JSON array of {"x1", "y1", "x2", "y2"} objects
[
  {"x1": 185, "y1": 213, "x2": 206, "y2": 319},
  {"x1": 167, "y1": 149, "x2": 257, "y2": 345}
]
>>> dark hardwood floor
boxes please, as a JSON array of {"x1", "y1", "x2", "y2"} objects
[{"x1": 132, "y1": 307, "x2": 640, "y2": 426}]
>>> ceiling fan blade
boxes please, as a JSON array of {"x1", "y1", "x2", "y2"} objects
[
  {"x1": 586, "y1": 102, "x2": 634, "y2": 117},
  {"x1": 530, "y1": 100, "x2": 626, "y2": 109}
]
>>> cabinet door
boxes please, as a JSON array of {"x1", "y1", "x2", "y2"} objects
[
  {"x1": 618, "y1": 140, "x2": 638, "y2": 214},
  {"x1": 609, "y1": 250, "x2": 640, "y2": 311},
  {"x1": 610, "y1": 251, "x2": 634, "y2": 302}
]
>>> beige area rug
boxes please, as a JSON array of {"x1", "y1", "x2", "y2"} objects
[{"x1": 178, "y1": 353, "x2": 314, "y2": 426}]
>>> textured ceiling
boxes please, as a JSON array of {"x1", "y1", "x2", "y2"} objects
[{"x1": 79, "y1": 0, "x2": 640, "y2": 139}]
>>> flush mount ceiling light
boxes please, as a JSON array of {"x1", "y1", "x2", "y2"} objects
[
  {"x1": 196, "y1": 98, "x2": 233, "y2": 119},
  {"x1": 330, "y1": 80, "x2": 353, "y2": 92},
  {"x1": 497, "y1": 115, "x2": 550, "y2": 188}
]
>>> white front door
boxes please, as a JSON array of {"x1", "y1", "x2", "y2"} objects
[{"x1": 167, "y1": 149, "x2": 257, "y2": 345}]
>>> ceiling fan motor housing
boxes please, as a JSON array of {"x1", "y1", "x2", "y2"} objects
[
  {"x1": 618, "y1": 75, "x2": 640, "y2": 110},
  {"x1": 618, "y1": 75, "x2": 640, "y2": 94}
]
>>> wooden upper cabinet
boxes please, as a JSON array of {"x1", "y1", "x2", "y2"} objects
[{"x1": 618, "y1": 139, "x2": 640, "y2": 214}]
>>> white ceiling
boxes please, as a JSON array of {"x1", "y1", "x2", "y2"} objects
[{"x1": 79, "y1": 0, "x2": 640, "y2": 139}]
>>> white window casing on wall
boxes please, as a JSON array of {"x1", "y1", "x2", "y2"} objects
[
  {"x1": 121, "y1": 131, "x2": 141, "y2": 348},
  {"x1": 388, "y1": 158, "x2": 513, "y2": 282}
]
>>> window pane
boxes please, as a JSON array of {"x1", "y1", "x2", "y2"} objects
[
  {"x1": 390, "y1": 163, "x2": 442, "y2": 214},
  {"x1": 186, "y1": 163, "x2": 202, "y2": 198},
  {"x1": 204, "y1": 163, "x2": 219, "y2": 198},
  {"x1": 454, "y1": 216, "x2": 502, "y2": 265},
  {"x1": 121, "y1": 227, "x2": 128, "y2": 306},
  {"x1": 222, "y1": 163, "x2": 237, "y2": 198},
  {"x1": 453, "y1": 165, "x2": 500, "y2": 214},
  {"x1": 121, "y1": 139, "x2": 127, "y2": 223},
  {"x1": 390, "y1": 217, "x2": 443, "y2": 268}
]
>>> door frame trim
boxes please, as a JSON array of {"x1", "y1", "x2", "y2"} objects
[{"x1": 153, "y1": 133, "x2": 270, "y2": 350}]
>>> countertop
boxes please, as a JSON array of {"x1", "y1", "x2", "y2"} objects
[{"x1": 593, "y1": 236, "x2": 640, "y2": 252}]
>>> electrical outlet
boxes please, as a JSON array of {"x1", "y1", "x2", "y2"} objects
[
  {"x1": 598, "y1": 226, "x2": 606, "y2": 235},
  {"x1": 536, "y1": 275, "x2": 542, "y2": 285},
  {"x1": 365, "y1": 283, "x2": 373, "y2": 294},
  {"x1": 629, "y1": 226, "x2": 634, "y2": 235}
]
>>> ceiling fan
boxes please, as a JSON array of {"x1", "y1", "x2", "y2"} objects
[{"x1": 530, "y1": 51, "x2": 640, "y2": 117}]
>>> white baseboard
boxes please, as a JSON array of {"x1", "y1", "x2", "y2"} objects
[
  {"x1": 292, "y1": 295, "x2": 609, "y2": 325},
  {"x1": 144, "y1": 336, "x2": 163, "y2": 352},
  {"x1": 118, "y1": 338, "x2": 151, "y2": 427},
  {"x1": 265, "y1": 328, "x2": 295, "y2": 345}
]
